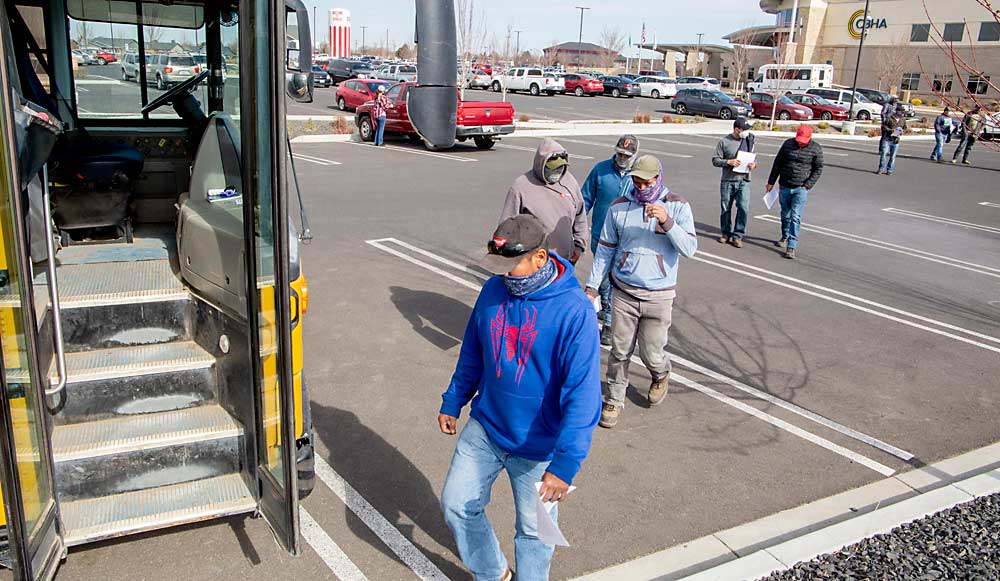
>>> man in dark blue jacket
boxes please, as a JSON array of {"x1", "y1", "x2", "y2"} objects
[
  {"x1": 439, "y1": 215, "x2": 601, "y2": 581},
  {"x1": 582, "y1": 134, "x2": 638, "y2": 344}
]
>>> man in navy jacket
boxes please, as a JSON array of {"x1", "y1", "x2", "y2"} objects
[{"x1": 439, "y1": 215, "x2": 601, "y2": 581}]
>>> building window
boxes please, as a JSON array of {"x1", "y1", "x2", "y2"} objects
[
  {"x1": 722, "y1": 65, "x2": 729, "y2": 79},
  {"x1": 910, "y1": 24, "x2": 930, "y2": 42},
  {"x1": 901, "y1": 72, "x2": 921, "y2": 91},
  {"x1": 943, "y1": 23, "x2": 965, "y2": 42},
  {"x1": 933, "y1": 74, "x2": 954, "y2": 93},
  {"x1": 968, "y1": 74, "x2": 990, "y2": 95},
  {"x1": 747, "y1": 67, "x2": 755, "y2": 80},
  {"x1": 979, "y1": 22, "x2": 1000, "y2": 42}
]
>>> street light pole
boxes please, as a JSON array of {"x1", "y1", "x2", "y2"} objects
[
  {"x1": 514, "y1": 30, "x2": 522, "y2": 63},
  {"x1": 575, "y1": 6, "x2": 589, "y2": 69},
  {"x1": 312, "y1": 6, "x2": 316, "y2": 53},
  {"x1": 360, "y1": 26, "x2": 367, "y2": 55},
  {"x1": 848, "y1": 0, "x2": 871, "y2": 121}
]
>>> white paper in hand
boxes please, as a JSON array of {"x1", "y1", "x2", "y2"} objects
[
  {"x1": 763, "y1": 188, "x2": 779, "y2": 210},
  {"x1": 534, "y1": 482, "x2": 577, "y2": 547},
  {"x1": 732, "y1": 151, "x2": 756, "y2": 174},
  {"x1": 591, "y1": 294, "x2": 602, "y2": 313}
]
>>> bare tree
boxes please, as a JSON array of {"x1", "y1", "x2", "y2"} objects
[
  {"x1": 542, "y1": 38, "x2": 560, "y2": 67},
  {"x1": 598, "y1": 26, "x2": 626, "y2": 72},
  {"x1": 918, "y1": 0, "x2": 1000, "y2": 151},
  {"x1": 728, "y1": 23, "x2": 756, "y2": 95},
  {"x1": 396, "y1": 43, "x2": 415, "y2": 60},
  {"x1": 456, "y1": 0, "x2": 486, "y2": 98},
  {"x1": 873, "y1": 35, "x2": 909, "y2": 93},
  {"x1": 75, "y1": 21, "x2": 93, "y2": 48},
  {"x1": 767, "y1": 28, "x2": 795, "y2": 129}
]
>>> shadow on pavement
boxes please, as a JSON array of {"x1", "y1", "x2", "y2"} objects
[
  {"x1": 389, "y1": 286, "x2": 472, "y2": 351},
  {"x1": 311, "y1": 403, "x2": 470, "y2": 580}
]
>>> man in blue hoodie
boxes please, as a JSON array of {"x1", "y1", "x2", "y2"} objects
[
  {"x1": 439, "y1": 215, "x2": 601, "y2": 581},
  {"x1": 582, "y1": 135, "x2": 638, "y2": 346},
  {"x1": 585, "y1": 155, "x2": 698, "y2": 428}
]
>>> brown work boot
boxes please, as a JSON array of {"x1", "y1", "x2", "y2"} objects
[
  {"x1": 647, "y1": 375, "x2": 669, "y2": 406},
  {"x1": 774, "y1": 238, "x2": 786, "y2": 248},
  {"x1": 717, "y1": 235, "x2": 729, "y2": 244},
  {"x1": 784, "y1": 248, "x2": 796, "y2": 259},
  {"x1": 730, "y1": 238, "x2": 743, "y2": 248},
  {"x1": 598, "y1": 403, "x2": 620, "y2": 428}
]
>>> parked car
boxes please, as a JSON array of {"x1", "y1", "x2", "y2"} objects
[
  {"x1": 311, "y1": 64, "x2": 332, "y2": 87},
  {"x1": 120, "y1": 51, "x2": 141, "y2": 81},
  {"x1": 326, "y1": 59, "x2": 376, "y2": 83},
  {"x1": 805, "y1": 87, "x2": 882, "y2": 120},
  {"x1": 373, "y1": 63, "x2": 418, "y2": 83},
  {"x1": 633, "y1": 76, "x2": 677, "y2": 99},
  {"x1": 544, "y1": 73, "x2": 566, "y2": 94},
  {"x1": 147, "y1": 53, "x2": 200, "y2": 90},
  {"x1": 73, "y1": 49, "x2": 96, "y2": 65},
  {"x1": 465, "y1": 70, "x2": 492, "y2": 89},
  {"x1": 599, "y1": 76, "x2": 639, "y2": 98},
  {"x1": 856, "y1": 88, "x2": 915, "y2": 117},
  {"x1": 355, "y1": 82, "x2": 515, "y2": 149},
  {"x1": 981, "y1": 110, "x2": 1000, "y2": 141},
  {"x1": 563, "y1": 73, "x2": 603, "y2": 97},
  {"x1": 472, "y1": 63, "x2": 494, "y2": 75},
  {"x1": 619, "y1": 73, "x2": 640, "y2": 81},
  {"x1": 672, "y1": 89, "x2": 751, "y2": 119},
  {"x1": 637, "y1": 69, "x2": 665, "y2": 77},
  {"x1": 786, "y1": 93, "x2": 849, "y2": 120},
  {"x1": 749, "y1": 92, "x2": 814, "y2": 121},
  {"x1": 336, "y1": 78, "x2": 392, "y2": 111},
  {"x1": 676, "y1": 76, "x2": 721, "y2": 91},
  {"x1": 490, "y1": 67, "x2": 556, "y2": 96},
  {"x1": 82, "y1": 47, "x2": 117, "y2": 65}
]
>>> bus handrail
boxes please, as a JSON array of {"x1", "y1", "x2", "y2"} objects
[{"x1": 40, "y1": 164, "x2": 67, "y2": 398}]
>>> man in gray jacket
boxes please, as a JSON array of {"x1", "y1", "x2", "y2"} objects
[
  {"x1": 500, "y1": 138, "x2": 588, "y2": 263},
  {"x1": 712, "y1": 117, "x2": 757, "y2": 248}
]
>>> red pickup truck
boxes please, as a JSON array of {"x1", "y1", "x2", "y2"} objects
[{"x1": 355, "y1": 82, "x2": 515, "y2": 150}]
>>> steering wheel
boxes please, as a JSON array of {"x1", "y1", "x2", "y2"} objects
[{"x1": 141, "y1": 70, "x2": 210, "y2": 115}]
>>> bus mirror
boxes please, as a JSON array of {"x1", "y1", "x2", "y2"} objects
[
  {"x1": 285, "y1": 0, "x2": 313, "y2": 102},
  {"x1": 286, "y1": 72, "x2": 313, "y2": 103}
]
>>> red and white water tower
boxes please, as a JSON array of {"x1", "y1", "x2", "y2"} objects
[{"x1": 329, "y1": 8, "x2": 351, "y2": 58}]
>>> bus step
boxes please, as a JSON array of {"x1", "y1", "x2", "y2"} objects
[
  {"x1": 52, "y1": 405, "x2": 243, "y2": 501},
  {"x1": 53, "y1": 341, "x2": 214, "y2": 384},
  {"x1": 40, "y1": 259, "x2": 187, "y2": 308},
  {"x1": 61, "y1": 473, "x2": 255, "y2": 547},
  {"x1": 58, "y1": 297, "x2": 192, "y2": 353}
]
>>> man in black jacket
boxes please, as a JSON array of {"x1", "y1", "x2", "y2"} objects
[{"x1": 766, "y1": 125, "x2": 824, "y2": 260}]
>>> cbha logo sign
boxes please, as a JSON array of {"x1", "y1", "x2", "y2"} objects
[{"x1": 848, "y1": 9, "x2": 888, "y2": 39}]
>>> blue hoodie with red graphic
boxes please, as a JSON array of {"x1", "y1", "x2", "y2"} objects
[{"x1": 439, "y1": 253, "x2": 601, "y2": 484}]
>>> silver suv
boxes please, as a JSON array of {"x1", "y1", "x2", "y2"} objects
[
  {"x1": 147, "y1": 53, "x2": 200, "y2": 90},
  {"x1": 121, "y1": 52, "x2": 141, "y2": 81}
]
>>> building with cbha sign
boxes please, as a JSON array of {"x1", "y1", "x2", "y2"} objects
[{"x1": 728, "y1": 0, "x2": 998, "y2": 100}]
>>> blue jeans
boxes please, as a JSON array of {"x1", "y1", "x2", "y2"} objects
[
  {"x1": 878, "y1": 140, "x2": 899, "y2": 173},
  {"x1": 374, "y1": 115, "x2": 387, "y2": 145},
  {"x1": 778, "y1": 187, "x2": 808, "y2": 250},
  {"x1": 931, "y1": 132, "x2": 946, "y2": 161},
  {"x1": 441, "y1": 418, "x2": 556, "y2": 581},
  {"x1": 720, "y1": 180, "x2": 750, "y2": 240}
]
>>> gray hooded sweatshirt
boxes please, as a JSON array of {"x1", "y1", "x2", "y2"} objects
[{"x1": 499, "y1": 138, "x2": 588, "y2": 260}]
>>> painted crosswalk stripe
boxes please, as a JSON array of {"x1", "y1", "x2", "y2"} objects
[
  {"x1": 882, "y1": 207, "x2": 1000, "y2": 235},
  {"x1": 978, "y1": 201, "x2": 1000, "y2": 208},
  {"x1": 300, "y1": 508, "x2": 369, "y2": 581}
]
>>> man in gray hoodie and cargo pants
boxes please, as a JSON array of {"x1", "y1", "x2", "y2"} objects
[{"x1": 499, "y1": 138, "x2": 588, "y2": 263}]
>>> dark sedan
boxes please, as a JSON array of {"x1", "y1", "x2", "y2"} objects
[
  {"x1": 311, "y1": 65, "x2": 332, "y2": 87},
  {"x1": 599, "y1": 76, "x2": 640, "y2": 98}
]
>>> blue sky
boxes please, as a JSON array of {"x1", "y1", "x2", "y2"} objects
[{"x1": 308, "y1": 0, "x2": 771, "y2": 53}]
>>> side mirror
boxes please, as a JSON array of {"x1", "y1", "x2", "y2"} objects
[{"x1": 285, "y1": 0, "x2": 313, "y2": 102}]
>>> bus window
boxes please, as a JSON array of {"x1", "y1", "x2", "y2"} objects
[
  {"x1": 797, "y1": 69, "x2": 811, "y2": 80},
  {"x1": 142, "y1": 5, "x2": 208, "y2": 119}
]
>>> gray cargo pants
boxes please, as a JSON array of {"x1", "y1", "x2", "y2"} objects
[{"x1": 605, "y1": 286, "x2": 674, "y2": 408}]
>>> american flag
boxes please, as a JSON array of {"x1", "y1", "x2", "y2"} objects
[{"x1": 641, "y1": 23, "x2": 647, "y2": 45}]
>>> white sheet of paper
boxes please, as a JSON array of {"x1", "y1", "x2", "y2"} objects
[
  {"x1": 763, "y1": 188, "x2": 779, "y2": 210},
  {"x1": 732, "y1": 151, "x2": 756, "y2": 174},
  {"x1": 591, "y1": 294, "x2": 602, "y2": 313},
  {"x1": 534, "y1": 482, "x2": 577, "y2": 547}
]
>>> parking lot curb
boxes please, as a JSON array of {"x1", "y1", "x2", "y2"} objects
[
  {"x1": 569, "y1": 441, "x2": 1000, "y2": 581},
  {"x1": 291, "y1": 134, "x2": 357, "y2": 144}
]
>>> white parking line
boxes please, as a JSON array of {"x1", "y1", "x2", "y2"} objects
[
  {"x1": 755, "y1": 214, "x2": 1000, "y2": 279},
  {"x1": 642, "y1": 137, "x2": 715, "y2": 149},
  {"x1": 301, "y1": 508, "x2": 369, "y2": 581},
  {"x1": 979, "y1": 202, "x2": 1000, "y2": 208},
  {"x1": 314, "y1": 456, "x2": 449, "y2": 580},
  {"x1": 292, "y1": 152, "x2": 342, "y2": 166},
  {"x1": 339, "y1": 140, "x2": 477, "y2": 162},
  {"x1": 374, "y1": 237, "x2": 912, "y2": 461},
  {"x1": 495, "y1": 143, "x2": 593, "y2": 159},
  {"x1": 693, "y1": 251, "x2": 1000, "y2": 354},
  {"x1": 555, "y1": 138, "x2": 694, "y2": 159},
  {"x1": 364, "y1": 237, "x2": 899, "y2": 475},
  {"x1": 882, "y1": 207, "x2": 1000, "y2": 235}
]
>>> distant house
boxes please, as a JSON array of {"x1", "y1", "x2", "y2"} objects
[
  {"x1": 542, "y1": 42, "x2": 616, "y2": 68},
  {"x1": 88, "y1": 36, "x2": 138, "y2": 55},
  {"x1": 145, "y1": 40, "x2": 188, "y2": 54}
]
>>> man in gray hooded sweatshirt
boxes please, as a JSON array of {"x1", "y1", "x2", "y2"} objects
[{"x1": 499, "y1": 138, "x2": 588, "y2": 263}]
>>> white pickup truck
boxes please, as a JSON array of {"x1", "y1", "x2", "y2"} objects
[
  {"x1": 490, "y1": 67, "x2": 558, "y2": 96},
  {"x1": 374, "y1": 63, "x2": 418, "y2": 83}
]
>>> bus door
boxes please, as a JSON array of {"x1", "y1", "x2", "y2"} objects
[{"x1": 0, "y1": 8, "x2": 64, "y2": 576}]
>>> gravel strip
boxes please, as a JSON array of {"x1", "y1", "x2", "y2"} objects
[{"x1": 760, "y1": 492, "x2": 1000, "y2": 581}]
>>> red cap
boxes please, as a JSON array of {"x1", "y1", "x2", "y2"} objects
[{"x1": 795, "y1": 125, "x2": 813, "y2": 145}]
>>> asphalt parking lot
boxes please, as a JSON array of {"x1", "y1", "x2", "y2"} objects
[{"x1": 54, "y1": 129, "x2": 1000, "y2": 580}]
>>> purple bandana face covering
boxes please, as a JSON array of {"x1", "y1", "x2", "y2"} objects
[
  {"x1": 632, "y1": 158, "x2": 665, "y2": 204},
  {"x1": 503, "y1": 257, "x2": 557, "y2": 297}
]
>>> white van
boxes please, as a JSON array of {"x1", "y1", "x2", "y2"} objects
[
  {"x1": 749, "y1": 64, "x2": 834, "y2": 93},
  {"x1": 805, "y1": 87, "x2": 883, "y2": 121}
]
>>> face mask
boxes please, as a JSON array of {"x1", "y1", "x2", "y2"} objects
[
  {"x1": 614, "y1": 153, "x2": 634, "y2": 170},
  {"x1": 543, "y1": 165, "x2": 566, "y2": 184},
  {"x1": 734, "y1": 130, "x2": 745, "y2": 139}
]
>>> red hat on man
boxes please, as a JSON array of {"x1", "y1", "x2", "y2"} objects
[{"x1": 795, "y1": 125, "x2": 813, "y2": 146}]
